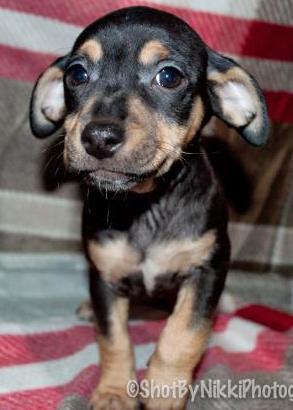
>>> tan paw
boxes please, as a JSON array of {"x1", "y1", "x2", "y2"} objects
[{"x1": 90, "y1": 389, "x2": 138, "y2": 410}]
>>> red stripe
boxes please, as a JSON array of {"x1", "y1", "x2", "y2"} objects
[
  {"x1": 0, "y1": 313, "x2": 232, "y2": 368},
  {"x1": 0, "y1": 45, "x2": 55, "y2": 82},
  {"x1": 235, "y1": 305, "x2": 293, "y2": 332},
  {"x1": 0, "y1": 0, "x2": 292, "y2": 61},
  {"x1": 0, "y1": 315, "x2": 232, "y2": 367},
  {"x1": 265, "y1": 91, "x2": 293, "y2": 124},
  {"x1": 0, "y1": 325, "x2": 95, "y2": 367},
  {"x1": 1, "y1": 45, "x2": 292, "y2": 124},
  {"x1": 0, "y1": 321, "x2": 164, "y2": 367},
  {"x1": 0, "y1": 312, "x2": 288, "y2": 368}
]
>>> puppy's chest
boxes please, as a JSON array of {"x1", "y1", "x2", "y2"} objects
[{"x1": 87, "y1": 204, "x2": 216, "y2": 295}]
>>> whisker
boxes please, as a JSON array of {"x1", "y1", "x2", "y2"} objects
[
  {"x1": 158, "y1": 145, "x2": 187, "y2": 167},
  {"x1": 41, "y1": 138, "x2": 65, "y2": 154}
]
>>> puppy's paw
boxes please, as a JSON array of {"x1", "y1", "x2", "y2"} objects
[
  {"x1": 142, "y1": 360, "x2": 190, "y2": 410},
  {"x1": 90, "y1": 389, "x2": 138, "y2": 410},
  {"x1": 76, "y1": 300, "x2": 94, "y2": 322}
]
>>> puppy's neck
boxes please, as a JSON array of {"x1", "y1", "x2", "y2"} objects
[{"x1": 132, "y1": 139, "x2": 203, "y2": 195}]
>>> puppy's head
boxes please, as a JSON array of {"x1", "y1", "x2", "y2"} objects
[{"x1": 30, "y1": 6, "x2": 268, "y2": 191}]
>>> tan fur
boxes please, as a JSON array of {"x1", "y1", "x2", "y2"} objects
[
  {"x1": 139, "y1": 40, "x2": 169, "y2": 65},
  {"x1": 208, "y1": 67, "x2": 262, "y2": 132},
  {"x1": 63, "y1": 113, "x2": 82, "y2": 166},
  {"x1": 81, "y1": 95, "x2": 97, "y2": 117},
  {"x1": 64, "y1": 113, "x2": 80, "y2": 136},
  {"x1": 91, "y1": 298, "x2": 137, "y2": 410},
  {"x1": 143, "y1": 286, "x2": 211, "y2": 409},
  {"x1": 132, "y1": 178, "x2": 156, "y2": 193},
  {"x1": 155, "y1": 117, "x2": 184, "y2": 168},
  {"x1": 142, "y1": 230, "x2": 216, "y2": 292},
  {"x1": 123, "y1": 96, "x2": 155, "y2": 153},
  {"x1": 79, "y1": 39, "x2": 103, "y2": 62},
  {"x1": 64, "y1": 96, "x2": 98, "y2": 165},
  {"x1": 184, "y1": 97, "x2": 205, "y2": 144},
  {"x1": 154, "y1": 97, "x2": 204, "y2": 175},
  {"x1": 88, "y1": 230, "x2": 215, "y2": 291},
  {"x1": 88, "y1": 237, "x2": 140, "y2": 282},
  {"x1": 87, "y1": 230, "x2": 215, "y2": 290}
]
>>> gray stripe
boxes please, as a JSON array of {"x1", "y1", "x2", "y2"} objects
[
  {"x1": 0, "y1": 190, "x2": 82, "y2": 240},
  {"x1": 0, "y1": 9, "x2": 80, "y2": 54}
]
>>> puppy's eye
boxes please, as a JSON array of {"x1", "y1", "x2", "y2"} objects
[
  {"x1": 65, "y1": 64, "x2": 88, "y2": 87},
  {"x1": 155, "y1": 67, "x2": 183, "y2": 89}
]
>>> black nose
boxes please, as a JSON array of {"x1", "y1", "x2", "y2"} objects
[{"x1": 81, "y1": 122, "x2": 124, "y2": 159}]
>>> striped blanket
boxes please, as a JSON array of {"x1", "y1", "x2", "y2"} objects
[
  {"x1": 0, "y1": 0, "x2": 293, "y2": 409},
  {"x1": 0, "y1": 256, "x2": 292, "y2": 410},
  {"x1": 0, "y1": 311, "x2": 293, "y2": 409}
]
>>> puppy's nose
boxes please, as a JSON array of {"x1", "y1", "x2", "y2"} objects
[{"x1": 81, "y1": 122, "x2": 124, "y2": 159}]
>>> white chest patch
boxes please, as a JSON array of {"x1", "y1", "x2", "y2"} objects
[
  {"x1": 141, "y1": 231, "x2": 216, "y2": 293},
  {"x1": 87, "y1": 230, "x2": 216, "y2": 294}
]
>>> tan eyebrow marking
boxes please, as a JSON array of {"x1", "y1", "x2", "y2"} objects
[
  {"x1": 79, "y1": 39, "x2": 103, "y2": 62},
  {"x1": 138, "y1": 40, "x2": 170, "y2": 65}
]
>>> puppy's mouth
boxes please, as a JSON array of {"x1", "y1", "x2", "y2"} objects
[
  {"x1": 65, "y1": 141, "x2": 170, "y2": 191},
  {"x1": 79, "y1": 166, "x2": 160, "y2": 191}
]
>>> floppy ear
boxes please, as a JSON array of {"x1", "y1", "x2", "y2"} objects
[
  {"x1": 207, "y1": 49, "x2": 269, "y2": 146},
  {"x1": 30, "y1": 55, "x2": 69, "y2": 138}
]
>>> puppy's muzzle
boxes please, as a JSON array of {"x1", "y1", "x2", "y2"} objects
[{"x1": 81, "y1": 122, "x2": 124, "y2": 159}]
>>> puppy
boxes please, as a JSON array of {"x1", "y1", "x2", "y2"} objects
[{"x1": 30, "y1": 6, "x2": 268, "y2": 410}]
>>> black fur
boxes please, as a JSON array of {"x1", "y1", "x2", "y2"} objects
[{"x1": 84, "y1": 140, "x2": 230, "y2": 335}]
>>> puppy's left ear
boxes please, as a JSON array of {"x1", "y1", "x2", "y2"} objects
[
  {"x1": 207, "y1": 49, "x2": 269, "y2": 146},
  {"x1": 30, "y1": 55, "x2": 69, "y2": 138}
]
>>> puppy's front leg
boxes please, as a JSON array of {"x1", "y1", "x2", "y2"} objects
[
  {"x1": 89, "y1": 272, "x2": 137, "y2": 410},
  {"x1": 143, "y1": 266, "x2": 225, "y2": 410}
]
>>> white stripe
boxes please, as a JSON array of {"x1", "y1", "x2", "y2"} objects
[
  {"x1": 0, "y1": 318, "x2": 91, "y2": 335},
  {"x1": 0, "y1": 189, "x2": 80, "y2": 207},
  {"x1": 0, "y1": 9, "x2": 80, "y2": 54},
  {"x1": 0, "y1": 317, "x2": 263, "y2": 393},
  {"x1": 0, "y1": 9, "x2": 292, "y2": 92},
  {"x1": 149, "y1": 0, "x2": 293, "y2": 25},
  {"x1": 209, "y1": 317, "x2": 264, "y2": 352},
  {"x1": 0, "y1": 251, "x2": 86, "y2": 272}
]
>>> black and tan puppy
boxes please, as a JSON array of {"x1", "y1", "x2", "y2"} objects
[{"x1": 30, "y1": 6, "x2": 268, "y2": 410}]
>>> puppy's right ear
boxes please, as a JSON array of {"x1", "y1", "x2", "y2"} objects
[{"x1": 30, "y1": 55, "x2": 69, "y2": 138}]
